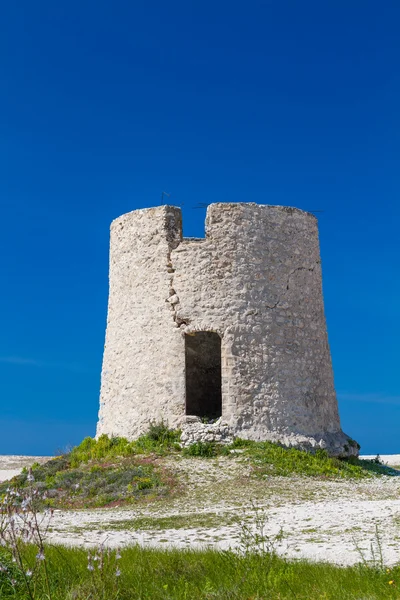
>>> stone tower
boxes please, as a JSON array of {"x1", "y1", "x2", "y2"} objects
[{"x1": 97, "y1": 203, "x2": 357, "y2": 456}]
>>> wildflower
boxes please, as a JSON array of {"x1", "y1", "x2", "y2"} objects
[
  {"x1": 26, "y1": 570, "x2": 33, "y2": 577},
  {"x1": 116, "y1": 568, "x2": 121, "y2": 577},
  {"x1": 389, "y1": 580, "x2": 394, "y2": 585},
  {"x1": 36, "y1": 550, "x2": 45, "y2": 561},
  {"x1": 87, "y1": 554, "x2": 95, "y2": 572},
  {"x1": 116, "y1": 550, "x2": 121, "y2": 560}
]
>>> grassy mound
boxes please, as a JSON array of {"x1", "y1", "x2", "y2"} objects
[
  {"x1": 1, "y1": 425, "x2": 395, "y2": 510},
  {"x1": 0, "y1": 425, "x2": 181, "y2": 509}
]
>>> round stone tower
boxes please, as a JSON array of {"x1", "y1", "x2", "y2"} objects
[{"x1": 97, "y1": 203, "x2": 357, "y2": 456}]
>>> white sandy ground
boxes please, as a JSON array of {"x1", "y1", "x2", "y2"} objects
[
  {"x1": 1, "y1": 454, "x2": 400, "y2": 567},
  {"x1": 360, "y1": 455, "x2": 400, "y2": 466},
  {"x1": 0, "y1": 456, "x2": 50, "y2": 482}
]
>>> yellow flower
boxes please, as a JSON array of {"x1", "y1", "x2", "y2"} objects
[{"x1": 389, "y1": 580, "x2": 394, "y2": 585}]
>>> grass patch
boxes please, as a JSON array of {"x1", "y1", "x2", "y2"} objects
[
  {"x1": 69, "y1": 423, "x2": 181, "y2": 467},
  {"x1": 73, "y1": 511, "x2": 237, "y2": 533},
  {"x1": 0, "y1": 544, "x2": 399, "y2": 599},
  {"x1": 230, "y1": 439, "x2": 398, "y2": 479},
  {"x1": 182, "y1": 441, "x2": 230, "y2": 458},
  {"x1": 181, "y1": 438, "x2": 397, "y2": 479}
]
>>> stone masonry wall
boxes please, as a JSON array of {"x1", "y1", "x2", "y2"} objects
[
  {"x1": 97, "y1": 203, "x2": 357, "y2": 456},
  {"x1": 97, "y1": 206, "x2": 186, "y2": 438}
]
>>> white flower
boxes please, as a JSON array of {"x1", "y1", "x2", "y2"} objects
[
  {"x1": 26, "y1": 570, "x2": 33, "y2": 577},
  {"x1": 116, "y1": 568, "x2": 121, "y2": 577},
  {"x1": 36, "y1": 551, "x2": 45, "y2": 561},
  {"x1": 87, "y1": 564, "x2": 94, "y2": 572}
]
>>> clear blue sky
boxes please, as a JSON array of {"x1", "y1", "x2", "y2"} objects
[{"x1": 0, "y1": 1, "x2": 399, "y2": 455}]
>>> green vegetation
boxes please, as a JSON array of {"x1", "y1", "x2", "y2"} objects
[
  {"x1": 0, "y1": 425, "x2": 181, "y2": 509},
  {"x1": 1, "y1": 425, "x2": 397, "y2": 510},
  {"x1": 31, "y1": 459, "x2": 165, "y2": 508},
  {"x1": 182, "y1": 440, "x2": 230, "y2": 457},
  {"x1": 68, "y1": 423, "x2": 181, "y2": 467},
  {"x1": 181, "y1": 437, "x2": 396, "y2": 478},
  {"x1": 1, "y1": 544, "x2": 399, "y2": 600},
  {"x1": 72, "y1": 511, "x2": 238, "y2": 533},
  {"x1": 230, "y1": 438, "x2": 398, "y2": 479}
]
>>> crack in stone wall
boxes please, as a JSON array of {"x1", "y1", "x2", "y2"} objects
[
  {"x1": 286, "y1": 264, "x2": 317, "y2": 290},
  {"x1": 265, "y1": 264, "x2": 317, "y2": 310},
  {"x1": 166, "y1": 248, "x2": 191, "y2": 328}
]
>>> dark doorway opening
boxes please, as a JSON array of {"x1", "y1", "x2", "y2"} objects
[{"x1": 185, "y1": 332, "x2": 222, "y2": 420}]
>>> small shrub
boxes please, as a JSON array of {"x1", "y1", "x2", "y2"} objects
[
  {"x1": 236, "y1": 502, "x2": 284, "y2": 556},
  {"x1": 348, "y1": 437, "x2": 361, "y2": 450},
  {"x1": 182, "y1": 442, "x2": 218, "y2": 457},
  {"x1": 230, "y1": 437, "x2": 254, "y2": 449},
  {"x1": 0, "y1": 481, "x2": 54, "y2": 599},
  {"x1": 147, "y1": 421, "x2": 180, "y2": 444}
]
